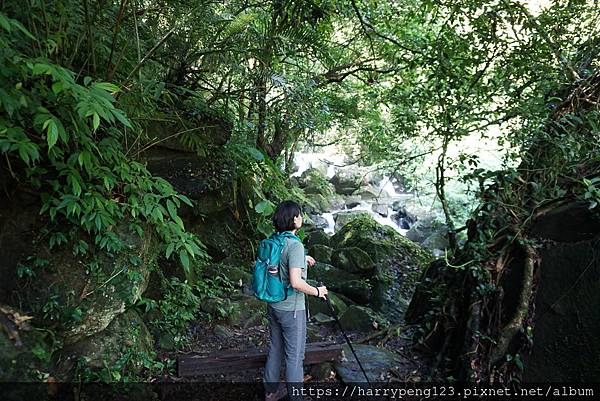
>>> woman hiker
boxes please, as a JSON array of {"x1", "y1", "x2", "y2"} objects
[{"x1": 263, "y1": 200, "x2": 328, "y2": 401}]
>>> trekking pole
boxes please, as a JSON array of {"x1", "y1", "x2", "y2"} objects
[{"x1": 318, "y1": 282, "x2": 371, "y2": 385}]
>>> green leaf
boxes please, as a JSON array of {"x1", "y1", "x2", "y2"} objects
[
  {"x1": 255, "y1": 200, "x2": 275, "y2": 215},
  {"x1": 94, "y1": 82, "x2": 120, "y2": 93},
  {"x1": 0, "y1": 13, "x2": 11, "y2": 32},
  {"x1": 165, "y1": 242, "x2": 175, "y2": 259},
  {"x1": 179, "y1": 250, "x2": 190, "y2": 271},
  {"x1": 32, "y1": 63, "x2": 52, "y2": 76},
  {"x1": 177, "y1": 194, "x2": 193, "y2": 207},
  {"x1": 166, "y1": 199, "x2": 178, "y2": 221},
  {"x1": 247, "y1": 146, "x2": 264, "y2": 161},
  {"x1": 92, "y1": 113, "x2": 100, "y2": 130},
  {"x1": 46, "y1": 119, "x2": 58, "y2": 149},
  {"x1": 11, "y1": 19, "x2": 35, "y2": 40}
]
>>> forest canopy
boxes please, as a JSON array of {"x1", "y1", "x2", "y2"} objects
[{"x1": 1, "y1": 0, "x2": 599, "y2": 386}]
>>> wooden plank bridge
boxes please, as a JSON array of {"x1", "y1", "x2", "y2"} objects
[{"x1": 177, "y1": 341, "x2": 344, "y2": 377}]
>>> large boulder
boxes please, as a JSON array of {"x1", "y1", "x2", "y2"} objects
[
  {"x1": 334, "y1": 344, "x2": 400, "y2": 383},
  {"x1": 310, "y1": 263, "x2": 359, "y2": 291},
  {"x1": 406, "y1": 213, "x2": 447, "y2": 244},
  {"x1": 338, "y1": 305, "x2": 386, "y2": 332},
  {"x1": 22, "y1": 225, "x2": 157, "y2": 345},
  {"x1": 523, "y1": 204, "x2": 600, "y2": 381},
  {"x1": 331, "y1": 215, "x2": 431, "y2": 321},
  {"x1": 299, "y1": 168, "x2": 334, "y2": 195},
  {"x1": 54, "y1": 309, "x2": 153, "y2": 380},
  {"x1": 145, "y1": 151, "x2": 233, "y2": 217},
  {"x1": 331, "y1": 247, "x2": 375, "y2": 275},
  {"x1": 227, "y1": 294, "x2": 267, "y2": 328},
  {"x1": 329, "y1": 169, "x2": 367, "y2": 195},
  {"x1": 308, "y1": 244, "x2": 333, "y2": 265},
  {"x1": 353, "y1": 185, "x2": 390, "y2": 201},
  {"x1": 304, "y1": 229, "x2": 331, "y2": 248},
  {"x1": 334, "y1": 211, "x2": 370, "y2": 232},
  {"x1": 337, "y1": 280, "x2": 372, "y2": 304},
  {"x1": 307, "y1": 291, "x2": 347, "y2": 318}
]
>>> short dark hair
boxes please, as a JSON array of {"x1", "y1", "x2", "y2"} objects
[{"x1": 272, "y1": 200, "x2": 302, "y2": 232}]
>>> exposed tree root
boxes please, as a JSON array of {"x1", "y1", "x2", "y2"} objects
[{"x1": 490, "y1": 243, "x2": 537, "y2": 365}]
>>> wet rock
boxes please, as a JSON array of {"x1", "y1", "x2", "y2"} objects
[
  {"x1": 345, "y1": 195, "x2": 362, "y2": 209},
  {"x1": 329, "y1": 194, "x2": 346, "y2": 211},
  {"x1": 334, "y1": 211, "x2": 371, "y2": 232},
  {"x1": 406, "y1": 214, "x2": 447, "y2": 245},
  {"x1": 305, "y1": 229, "x2": 331, "y2": 248},
  {"x1": 308, "y1": 244, "x2": 333, "y2": 265},
  {"x1": 307, "y1": 291, "x2": 347, "y2": 318},
  {"x1": 307, "y1": 214, "x2": 329, "y2": 230},
  {"x1": 310, "y1": 263, "x2": 360, "y2": 291},
  {"x1": 331, "y1": 215, "x2": 431, "y2": 321},
  {"x1": 353, "y1": 185, "x2": 389, "y2": 201},
  {"x1": 329, "y1": 169, "x2": 367, "y2": 195},
  {"x1": 371, "y1": 203, "x2": 389, "y2": 217},
  {"x1": 334, "y1": 344, "x2": 400, "y2": 383},
  {"x1": 22, "y1": 224, "x2": 157, "y2": 346},
  {"x1": 331, "y1": 247, "x2": 375, "y2": 275},
  {"x1": 338, "y1": 306, "x2": 386, "y2": 332},
  {"x1": 338, "y1": 280, "x2": 372, "y2": 304},
  {"x1": 391, "y1": 213, "x2": 413, "y2": 229},
  {"x1": 55, "y1": 309, "x2": 153, "y2": 379}
]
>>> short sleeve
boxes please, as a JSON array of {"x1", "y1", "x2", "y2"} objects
[{"x1": 286, "y1": 241, "x2": 305, "y2": 269}]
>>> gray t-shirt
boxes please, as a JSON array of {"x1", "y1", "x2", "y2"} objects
[{"x1": 270, "y1": 237, "x2": 307, "y2": 311}]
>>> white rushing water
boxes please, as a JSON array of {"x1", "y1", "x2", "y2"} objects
[{"x1": 293, "y1": 151, "x2": 417, "y2": 236}]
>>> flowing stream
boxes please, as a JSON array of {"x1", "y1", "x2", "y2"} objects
[{"x1": 293, "y1": 152, "x2": 416, "y2": 235}]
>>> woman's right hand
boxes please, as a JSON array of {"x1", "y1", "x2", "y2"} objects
[{"x1": 317, "y1": 285, "x2": 328, "y2": 299}]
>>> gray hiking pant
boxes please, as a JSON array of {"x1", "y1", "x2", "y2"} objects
[{"x1": 264, "y1": 305, "x2": 306, "y2": 400}]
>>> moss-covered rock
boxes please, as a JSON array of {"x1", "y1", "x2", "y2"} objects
[
  {"x1": 191, "y1": 211, "x2": 243, "y2": 261},
  {"x1": 201, "y1": 263, "x2": 252, "y2": 287},
  {"x1": 330, "y1": 215, "x2": 431, "y2": 321},
  {"x1": 227, "y1": 294, "x2": 266, "y2": 328},
  {"x1": 54, "y1": 309, "x2": 153, "y2": 380},
  {"x1": 307, "y1": 291, "x2": 347, "y2": 318},
  {"x1": 331, "y1": 247, "x2": 375, "y2": 275},
  {"x1": 337, "y1": 280, "x2": 372, "y2": 304},
  {"x1": 333, "y1": 211, "x2": 371, "y2": 232},
  {"x1": 329, "y1": 169, "x2": 367, "y2": 195},
  {"x1": 299, "y1": 168, "x2": 335, "y2": 197},
  {"x1": 338, "y1": 305, "x2": 387, "y2": 332},
  {"x1": 305, "y1": 230, "x2": 331, "y2": 248},
  {"x1": 310, "y1": 262, "x2": 359, "y2": 291},
  {"x1": 23, "y1": 224, "x2": 158, "y2": 346},
  {"x1": 308, "y1": 244, "x2": 333, "y2": 265}
]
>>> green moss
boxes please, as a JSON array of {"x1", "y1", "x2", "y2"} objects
[{"x1": 331, "y1": 247, "x2": 375, "y2": 274}]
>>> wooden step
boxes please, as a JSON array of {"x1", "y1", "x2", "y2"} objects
[{"x1": 177, "y1": 341, "x2": 344, "y2": 377}]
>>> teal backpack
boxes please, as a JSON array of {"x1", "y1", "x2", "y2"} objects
[{"x1": 252, "y1": 231, "x2": 301, "y2": 302}]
